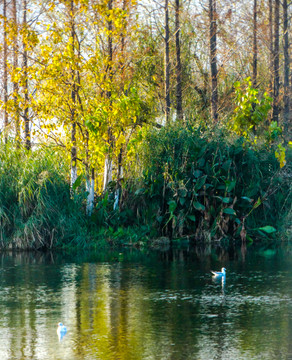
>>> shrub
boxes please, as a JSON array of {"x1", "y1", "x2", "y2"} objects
[{"x1": 111, "y1": 124, "x2": 291, "y2": 242}]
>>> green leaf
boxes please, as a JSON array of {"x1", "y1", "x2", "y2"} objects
[
  {"x1": 168, "y1": 200, "x2": 177, "y2": 214},
  {"x1": 179, "y1": 197, "x2": 186, "y2": 206},
  {"x1": 188, "y1": 215, "x2": 196, "y2": 222},
  {"x1": 204, "y1": 183, "x2": 213, "y2": 189},
  {"x1": 72, "y1": 174, "x2": 83, "y2": 191},
  {"x1": 223, "y1": 208, "x2": 236, "y2": 216},
  {"x1": 197, "y1": 158, "x2": 205, "y2": 168},
  {"x1": 213, "y1": 195, "x2": 223, "y2": 201},
  {"x1": 246, "y1": 235, "x2": 253, "y2": 243},
  {"x1": 195, "y1": 175, "x2": 207, "y2": 190},
  {"x1": 193, "y1": 169, "x2": 202, "y2": 178},
  {"x1": 258, "y1": 226, "x2": 276, "y2": 234},
  {"x1": 226, "y1": 180, "x2": 236, "y2": 192},
  {"x1": 222, "y1": 160, "x2": 232, "y2": 171},
  {"x1": 253, "y1": 197, "x2": 262, "y2": 209},
  {"x1": 241, "y1": 196, "x2": 253, "y2": 203},
  {"x1": 222, "y1": 197, "x2": 232, "y2": 204},
  {"x1": 193, "y1": 201, "x2": 205, "y2": 211},
  {"x1": 179, "y1": 189, "x2": 187, "y2": 198}
]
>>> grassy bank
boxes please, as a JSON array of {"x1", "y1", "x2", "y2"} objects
[{"x1": 0, "y1": 126, "x2": 291, "y2": 250}]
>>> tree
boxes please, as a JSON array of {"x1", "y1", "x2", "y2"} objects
[
  {"x1": 22, "y1": 0, "x2": 30, "y2": 150},
  {"x1": 3, "y1": 0, "x2": 8, "y2": 142},
  {"x1": 252, "y1": 0, "x2": 257, "y2": 88},
  {"x1": 209, "y1": 0, "x2": 218, "y2": 123},
  {"x1": 69, "y1": 0, "x2": 77, "y2": 187},
  {"x1": 12, "y1": 0, "x2": 20, "y2": 145},
  {"x1": 103, "y1": 0, "x2": 114, "y2": 191},
  {"x1": 164, "y1": 0, "x2": 170, "y2": 123},
  {"x1": 175, "y1": 0, "x2": 183, "y2": 122},
  {"x1": 268, "y1": 0, "x2": 273, "y2": 94},
  {"x1": 283, "y1": 0, "x2": 290, "y2": 140},
  {"x1": 272, "y1": 0, "x2": 280, "y2": 123}
]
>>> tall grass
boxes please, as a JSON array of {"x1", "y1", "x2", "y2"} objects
[{"x1": 0, "y1": 143, "x2": 88, "y2": 249}]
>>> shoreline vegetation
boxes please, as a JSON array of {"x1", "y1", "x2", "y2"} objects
[
  {"x1": 0, "y1": 1, "x2": 291, "y2": 250},
  {"x1": 0, "y1": 125, "x2": 291, "y2": 250}
]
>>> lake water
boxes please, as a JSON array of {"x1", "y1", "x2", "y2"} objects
[{"x1": 1, "y1": 243, "x2": 292, "y2": 360}]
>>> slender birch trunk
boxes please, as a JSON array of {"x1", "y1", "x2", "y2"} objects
[
  {"x1": 252, "y1": 0, "x2": 257, "y2": 88},
  {"x1": 175, "y1": 0, "x2": 183, "y2": 122},
  {"x1": 13, "y1": 0, "x2": 20, "y2": 145},
  {"x1": 103, "y1": 157, "x2": 113, "y2": 190},
  {"x1": 283, "y1": 0, "x2": 290, "y2": 140},
  {"x1": 23, "y1": 0, "x2": 30, "y2": 150},
  {"x1": 272, "y1": 0, "x2": 280, "y2": 123},
  {"x1": 103, "y1": 0, "x2": 114, "y2": 191},
  {"x1": 209, "y1": 0, "x2": 218, "y2": 123},
  {"x1": 113, "y1": 148, "x2": 123, "y2": 211},
  {"x1": 268, "y1": 0, "x2": 273, "y2": 94},
  {"x1": 164, "y1": 0, "x2": 170, "y2": 123},
  {"x1": 86, "y1": 169, "x2": 95, "y2": 216},
  {"x1": 3, "y1": 0, "x2": 8, "y2": 143},
  {"x1": 70, "y1": 0, "x2": 77, "y2": 187}
]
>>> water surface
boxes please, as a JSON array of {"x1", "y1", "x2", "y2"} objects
[{"x1": 1, "y1": 244, "x2": 292, "y2": 360}]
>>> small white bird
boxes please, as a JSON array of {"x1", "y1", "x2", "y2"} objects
[
  {"x1": 211, "y1": 267, "x2": 226, "y2": 278},
  {"x1": 57, "y1": 322, "x2": 67, "y2": 341}
]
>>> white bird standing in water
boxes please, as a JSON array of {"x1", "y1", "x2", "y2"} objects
[
  {"x1": 57, "y1": 322, "x2": 67, "y2": 341},
  {"x1": 211, "y1": 267, "x2": 226, "y2": 279}
]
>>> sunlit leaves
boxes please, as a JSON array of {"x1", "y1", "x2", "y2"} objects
[
  {"x1": 275, "y1": 143, "x2": 286, "y2": 168},
  {"x1": 230, "y1": 77, "x2": 272, "y2": 139}
]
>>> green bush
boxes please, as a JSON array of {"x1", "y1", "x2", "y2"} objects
[{"x1": 110, "y1": 124, "x2": 291, "y2": 242}]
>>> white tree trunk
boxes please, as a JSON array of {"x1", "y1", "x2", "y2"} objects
[
  {"x1": 103, "y1": 157, "x2": 113, "y2": 191},
  {"x1": 71, "y1": 165, "x2": 77, "y2": 188},
  {"x1": 113, "y1": 188, "x2": 120, "y2": 210},
  {"x1": 86, "y1": 170, "x2": 95, "y2": 216}
]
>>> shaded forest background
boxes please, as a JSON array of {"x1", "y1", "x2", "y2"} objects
[{"x1": 0, "y1": 0, "x2": 291, "y2": 249}]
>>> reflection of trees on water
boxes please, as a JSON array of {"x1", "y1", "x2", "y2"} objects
[
  {"x1": 0, "y1": 245, "x2": 292, "y2": 359},
  {"x1": 157, "y1": 242, "x2": 242, "y2": 266}
]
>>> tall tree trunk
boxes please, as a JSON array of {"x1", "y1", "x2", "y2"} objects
[
  {"x1": 272, "y1": 0, "x2": 280, "y2": 123},
  {"x1": 86, "y1": 168, "x2": 95, "y2": 216},
  {"x1": 103, "y1": 157, "x2": 113, "y2": 190},
  {"x1": 252, "y1": 0, "x2": 257, "y2": 88},
  {"x1": 70, "y1": 0, "x2": 77, "y2": 186},
  {"x1": 113, "y1": 149, "x2": 123, "y2": 210},
  {"x1": 3, "y1": 0, "x2": 8, "y2": 143},
  {"x1": 13, "y1": 0, "x2": 20, "y2": 145},
  {"x1": 103, "y1": 0, "x2": 114, "y2": 191},
  {"x1": 23, "y1": 0, "x2": 30, "y2": 150},
  {"x1": 175, "y1": 0, "x2": 183, "y2": 122},
  {"x1": 268, "y1": 0, "x2": 273, "y2": 94},
  {"x1": 164, "y1": 0, "x2": 170, "y2": 123},
  {"x1": 107, "y1": 0, "x2": 113, "y2": 100},
  {"x1": 283, "y1": 0, "x2": 290, "y2": 140},
  {"x1": 209, "y1": 0, "x2": 218, "y2": 123},
  {"x1": 121, "y1": 0, "x2": 126, "y2": 60}
]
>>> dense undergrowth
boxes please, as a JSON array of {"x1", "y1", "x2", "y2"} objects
[
  {"x1": 0, "y1": 125, "x2": 291, "y2": 250},
  {"x1": 0, "y1": 144, "x2": 89, "y2": 249},
  {"x1": 102, "y1": 125, "x2": 291, "y2": 245}
]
